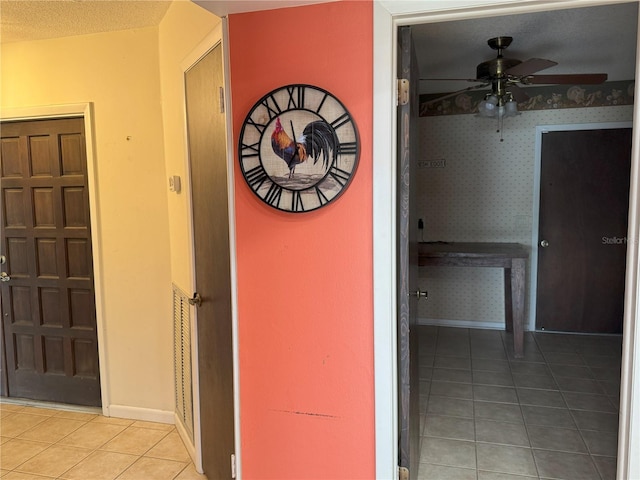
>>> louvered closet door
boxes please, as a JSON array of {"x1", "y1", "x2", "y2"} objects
[
  {"x1": 173, "y1": 285, "x2": 193, "y2": 442},
  {"x1": 0, "y1": 117, "x2": 101, "y2": 406}
]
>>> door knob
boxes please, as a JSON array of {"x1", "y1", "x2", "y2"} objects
[
  {"x1": 409, "y1": 290, "x2": 428, "y2": 300},
  {"x1": 188, "y1": 292, "x2": 202, "y2": 307},
  {"x1": 540, "y1": 240, "x2": 549, "y2": 248},
  {"x1": 0, "y1": 272, "x2": 10, "y2": 282}
]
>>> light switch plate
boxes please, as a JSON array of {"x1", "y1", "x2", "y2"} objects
[{"x1": 169, "y1": 175, "x2": 181, "y2": 193}]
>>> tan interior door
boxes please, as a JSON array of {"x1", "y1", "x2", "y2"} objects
[
  {"x1": 536, "y1": 127, "x2": 631, "y2": 333},
  {"x1": 397, "y1": 25, "x2": 421, "y2": 480},
  {"x1": 0, "y1": 117, "x2": 100, "y2": 406},
  {"x1": 185, "y1": 44, "x2": 236, "y2": 479}
]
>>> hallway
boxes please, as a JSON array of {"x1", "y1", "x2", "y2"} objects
[
  {"x1": 418, "y1": 326, "x2": 621, "y2": 480},
  {"x1": 0, "y1": 402, "x2": 205, "y2": 479}
]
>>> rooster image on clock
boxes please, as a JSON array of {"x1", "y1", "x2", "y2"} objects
[
  {"x1": 271, "y1": 117, "x2": 338, "y2": 181},
  {"x1": 238, "y1": 84, "x2": 360, "y2": 213}
]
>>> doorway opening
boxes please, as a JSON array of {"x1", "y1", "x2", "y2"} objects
[{"x1": 401, "y1": 2, "x2": 637, "y2": 479}]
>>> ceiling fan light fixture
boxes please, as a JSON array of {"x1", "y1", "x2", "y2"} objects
[
  {"x1": 477, "y1": 93, "x2": 501, "y2": 117},
  {"x1": 504, "y1": 99, "x2": 520, "y2": 117},
  {"x1": 477, "y1": 100, "x2": 496, "y2": 117},
  {"x1": 476, "y1": 90, "x2": 520, "y2": 141},
  {"x1": 476, "y1": 93, "x2": 520, "y2": 142}
]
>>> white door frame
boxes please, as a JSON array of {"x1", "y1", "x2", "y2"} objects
[
  {"x1": 0, "y1": 103, "x2": 110, "y2": 415},
  {"x1": 180, "y1": 18, "x2": 242, "y2": 477},
  {"x1": 373, "y1": 1, "x2": 640, "y2": 478}
]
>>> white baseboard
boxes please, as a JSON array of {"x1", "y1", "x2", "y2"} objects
[
  {"x1": 106, "y1": 404, "x2": 174, "y2": 424},
  {"x1": 418, "y1": 317, "x2": 506, "y2": 330},
  {"x1": 0, "y1": 397, "x2": 102, "y2": 415},
  {"x1": 174, "y1": 412, "x2": 196, "y2": 463}
]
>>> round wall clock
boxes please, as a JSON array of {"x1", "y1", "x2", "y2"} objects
[{"x1": 238, "y1": 84, "x2": 360, "y2": 213}]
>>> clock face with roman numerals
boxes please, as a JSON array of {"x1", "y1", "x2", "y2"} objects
[{"x1": 238, "y1": 84, "x2": 359, "y2": 213}]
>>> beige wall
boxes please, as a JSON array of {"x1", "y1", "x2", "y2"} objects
[
  {"x1": 0, "y1": 2, "x2": 219, "y2": 416},
  {"x1": 158, "y1": 1, "x2": 221, "y2": 290}
]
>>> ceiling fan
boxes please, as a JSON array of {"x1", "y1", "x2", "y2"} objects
[{"x1": 422, "y1": 36, "x2": 608, "y2": 107}]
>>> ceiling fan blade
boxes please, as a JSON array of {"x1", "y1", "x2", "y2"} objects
[
  {"x1": 522, "y1": 73, "x2": 608, "y2": 85},
  {"x1": 422, "y1": 83, "x2": 489, "y2": 106},
  {"x1": 506, "y1": 84, "x2": 529, "y2": 103},
  {"x1": 505, "y1": 58, "x2": 558, "y2": 76}
]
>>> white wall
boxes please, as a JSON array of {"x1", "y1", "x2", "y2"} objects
[{"x1": 417, "y1": 105, "x2": 634, "y2": 327}]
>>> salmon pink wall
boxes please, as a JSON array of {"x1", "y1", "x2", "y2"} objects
[{"x1": 228, "y1": 2, "x2": 374, "y2": 478}]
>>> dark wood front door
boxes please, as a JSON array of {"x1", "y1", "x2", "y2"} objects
[
  {"x1": 536, "y1": 127, "x2": 631, "y2": 333},
  {"x1": 397, "y1": 25, "x2": 421, "y2": 480},
  {"x1": 0, "y1": 117, "x2": 100, "y2": 406},
  {"x1": 185, "y1": 44, "x2": 236, "y2": 479}
]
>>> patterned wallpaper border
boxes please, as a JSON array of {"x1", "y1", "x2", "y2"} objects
[{"x1": 419, "y1": 80, "x2": 634, "y2": 117}]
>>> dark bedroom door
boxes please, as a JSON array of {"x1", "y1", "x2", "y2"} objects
[{"x1": 536, "y1": 126, "x2": 631, "y2": 333}]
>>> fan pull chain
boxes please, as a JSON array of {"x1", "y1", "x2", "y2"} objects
[{"x1": 497, "y1": 113, "x2": 504, "y2": 142}]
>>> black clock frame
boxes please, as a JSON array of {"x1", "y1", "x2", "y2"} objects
[{"x1": 238, "y1": 84, "x2": 360, "y2": 213}]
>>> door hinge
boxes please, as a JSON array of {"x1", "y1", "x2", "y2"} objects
[
  {"x1": 219, "y1": 86, "x2": 225, "y2": 114},
  {"x1": 398, "y1": 466, "x2": 409, "y2": 480},
  {"x1": 397, "y1": 79, "x2": 409, "y2": 106},
  {"x1": 231, "y1": 453, "x2": 237, "y2": 479}
]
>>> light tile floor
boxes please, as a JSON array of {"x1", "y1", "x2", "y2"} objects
[
  {"x1": 1, "y1": 327, "x2": 622, "y2": 480},
  {"x1": 418, "y1": 326, "x2": 621, "y2": 480},
  {"x1": 0, "y1": 402, "x2": 207, "y2": 480}
]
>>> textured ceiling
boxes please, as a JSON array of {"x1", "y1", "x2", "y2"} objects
[
  {"x1": 0, "y1": 0, "x2": 173, "y2": 43},
  {"x1": 0, "y1": 0, "x2": 333, "y2": 44},
  {"x1": 413, "y1": 2, "x2": 638, "y2": 95}
]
